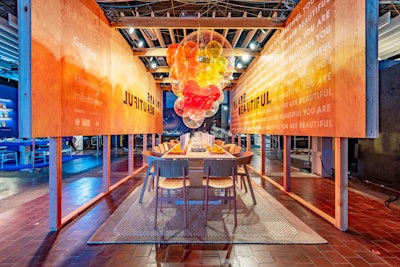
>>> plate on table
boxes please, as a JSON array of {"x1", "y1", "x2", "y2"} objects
[
  {"x1": 168, "y1": 150, "x2": 187, "y2": 155},
  {"x1": 209, "y1": 150, "x2": 226, "y2": 154}
]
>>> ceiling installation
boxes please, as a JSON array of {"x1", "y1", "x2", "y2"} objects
[{"x1": 0, "y1": 0, "x2": 399, "y2": 83}]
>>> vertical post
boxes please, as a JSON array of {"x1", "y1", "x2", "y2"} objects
[
  {"x1": 232, "y1": 134, "x2": 236, "y2": 144},
  {"x1": 283, "y1": 135, "x2": 291, "y2": 192},
  {"x1": 335, "y1": 137, "x2": 348, "y2": 231},
  {"x1": 158, "y1": 133, "x2": 162, "y2": 145},
  {"x1": 128, "y1": 134, "x2": 134, "y2": 176},
  {"x1": 143, "y1": 134, "x2": 148, "y2": 151},
  {"x1": 246, "y1": 134, "x2": 251, "y2": 151},
  {"x1": 152, "y1": 133, "x2": 156, "y2": 148},
  {"x1": 49, "y1": 137, "x2": 62, "y2": 231},
  {"x1": 238, "y1": 133, "x2": 242, "y2": 148},
  {"x1": 102, "y1": 135, "x2": 110, "y2": 192},
  {"x1": 260, "y1": 134, "x2": 266, "y2": 175},
  {"x1": 18, "y1": 0, "x2": 32, "y2": 137}
]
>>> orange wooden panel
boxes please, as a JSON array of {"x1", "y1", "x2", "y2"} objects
[
  {"x1": 31, "y1": 0, "x2": 162, "y2": 137},
  {"x1": 230, "y1": 0, "x2": 367, "y2": 138}
]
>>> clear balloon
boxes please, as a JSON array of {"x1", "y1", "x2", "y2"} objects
[
  {"x1": 173, "y1": 97, "x2": 185, "y2": 117},
  {"x1": 171, "y1": 82, "x2": 182, "y2": 97},
  {"x1": 189, "y1": 109, "x2": 205, "y2": 121},
  {"x1": 205, "y1": 101, "x2": 220, "y2": 118},
  {"x1": 183, "y1": 116, "x2": 204, "y2": 129}
]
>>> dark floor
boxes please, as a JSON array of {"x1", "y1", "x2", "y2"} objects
[{"x1": 0, "y1": 148, "x2": 400, "y2": 266}]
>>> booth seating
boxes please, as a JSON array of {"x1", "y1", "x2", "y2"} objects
[
  {"x1": 0, "y1": 146, "x2": 18, "y2": 168},
  {"x1": 34, "y1": 145, "x2": 73, "y2": 163}
]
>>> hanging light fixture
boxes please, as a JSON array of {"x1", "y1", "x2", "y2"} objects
[{"x1": 166, "y1": 30, "x2": 234, "y2": 129}]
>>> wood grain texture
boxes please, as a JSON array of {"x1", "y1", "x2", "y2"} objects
[
  {"x1": 231, "y1": 0, "x2": 369, "y2": 138},
  {"x1": 31, "y1": 0, "x2": 162, "y2": 137}
]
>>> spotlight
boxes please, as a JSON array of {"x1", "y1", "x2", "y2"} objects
[{"x1": 242, "y1": 54, "x2": 250, "y2": 62}]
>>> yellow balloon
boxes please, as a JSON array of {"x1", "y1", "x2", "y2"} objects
[
  {"x1": 214, "y1": 56, "x2": 228, "y2": 74},
  {"x1": 197, "y1": 48, "x2": 211, "y2": 65},
  {"x1": 206, "y1": 40, "x2": 223, "y2": 58}
]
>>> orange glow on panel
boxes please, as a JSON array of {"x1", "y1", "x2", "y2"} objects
[
  {"x1": 31, "y1": 0, "x2": 162, "y2": 137},
  {"x1": 230, "y1": 0, "x2": 367, "y2": 138}
]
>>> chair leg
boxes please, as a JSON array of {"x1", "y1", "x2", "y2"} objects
[
  {"x1": 245, "y1": 167, "x2": 257, "y2": 205},
  {"x1": 204, "y1": 184, "x2": 209, "y2": 226},
  {"x1": 154, "y1": 187, "x2": 159, "y2": 229},
  {"x1": 147, "y1": 173, "x2": 154, "y2": 191},
  {"x1": 241, "y1": 175, "x2": 248, "y2": 192},
  {"x1": 139, "y1": 169, "x2": 150, "y2": 203},
  {"x1": 233, "y1": 185, "x2": 237, "y2": 228},
  {"x1": 184, "y1": 187, "x2": 187, "y2": 228}
]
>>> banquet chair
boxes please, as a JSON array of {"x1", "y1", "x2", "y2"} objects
[
  {"x1": 162, "y1": 142, "x2": 170, "y2": 152},
  {"x1": 153, "y1": 159, "x2": 190, "y2": 229},
  {"x1": 234, "y1": 151, "x2": 256, "y2": 205},
  {"x1": 232, "y1": 145, "x2": 242, "y2": 154},
  {"x1": 158, "y1": 143, "x2": 166, "y2": 153},
  {"x1": 153, "y1": 146, "x2": 161, "y2": 153},
  {"x1": 139, "y1": 150, "x2": 163, "y2": 204},
  {"x1": 203, "y1": 158, "x2": 238, "y2": 227}
]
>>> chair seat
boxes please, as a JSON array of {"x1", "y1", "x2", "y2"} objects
[
  {"x1": 159, "y1": 177, "x2": 190, "y2": 189},
  {"x1": 203, "y1": 177, "x2": 233, "y2": 189}
]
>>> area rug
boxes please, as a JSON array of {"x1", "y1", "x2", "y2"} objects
[{"x1": 88, "y1": 182, "x2": 327, "y2": 245}]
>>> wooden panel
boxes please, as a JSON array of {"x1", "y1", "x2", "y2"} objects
[
  {"x1": 31, "y1": 0, "x2": 162, "y2": 137},
  {"x1": 230, "y1": 0, "x2": 370, "y2": 138}
]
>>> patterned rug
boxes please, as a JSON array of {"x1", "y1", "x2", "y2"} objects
[{"x1": 88, "y1": 182, "x2": 327, "y2": 245}]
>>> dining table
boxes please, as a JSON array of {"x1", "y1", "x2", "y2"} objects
[
  {"x1": 159, "y1": 142, "x2": 257, "y2": 206},
  {"x1": 162, "y1": 143, "x2": 235, "y2": 187}
]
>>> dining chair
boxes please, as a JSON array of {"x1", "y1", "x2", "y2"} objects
[
  {"x1": 158, "y1": 143, "x2": 166, "y2": 153},
  {"x1": 234, "y1": 151, "x2": 256, "y2": 205},
  {"x1": 139, "y1": 150, "x2": 163, "y2": 204},
  {"x1": 232, "y1": 145, "x2": 242, "y2": 154},
  {"x1": 162, "y1": 142, "x2": 170, "y2": 152},
  {"x1": 153, "y1": 146, "x2": 161, "y2": 153},
  {"x1": 203, "y1": 158, "x2": 238, "y2": 227},
  {"x1": 153, "y1": 159, "x2": 190, "y2": 229}
]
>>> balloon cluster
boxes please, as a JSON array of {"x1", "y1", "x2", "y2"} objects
[{"x1": 166, "y1": 30, "x2": 234, "y2": 129}]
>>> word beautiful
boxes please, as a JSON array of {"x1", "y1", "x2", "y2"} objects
[
  {"x1": 232, "y1": 92, "x2": 271, "y2": 115},
  {"x1": 123, "y1": 91, "x2": 160, "y2": 115}
]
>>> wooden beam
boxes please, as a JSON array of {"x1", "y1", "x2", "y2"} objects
[
  {"x1": 132, "y1": 48, "x2": 260, "y2": 57},
  {"x1": 112, "y1": 17, "x2": 285, "y2": 29}
]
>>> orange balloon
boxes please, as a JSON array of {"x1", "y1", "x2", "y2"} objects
[
  {"x1": 185, "y1": 58, "x2": 200, "y2": 78},
  {"x1": 183, "y1": 41, "x2": 199, "y2": 59},
  {"x1": 169, "y1": 65, "x2": 178, "y2": 80},
  {"x1": 166, "y1": 43, "x2": 179, "y2": 66}
]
